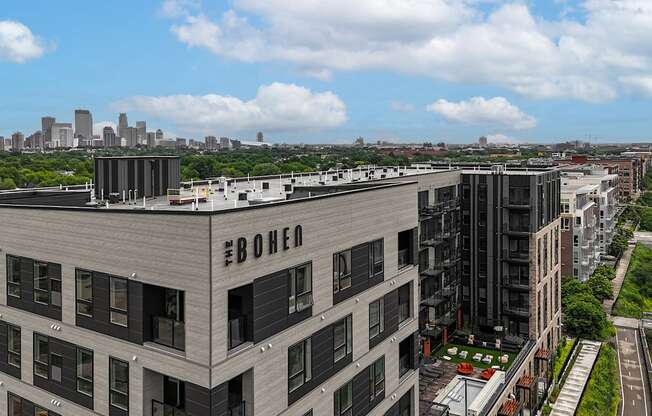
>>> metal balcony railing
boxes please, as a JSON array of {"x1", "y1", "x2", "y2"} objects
[
  {"x1": 398, "y1": 249, "x2": 411, "y2": 269},
  {"x1": 228, "y1": 402, "x2": 246, "y2": 416},
  {"x1": 152, "y1": 317, "x2": 185, "y2": 351},
  {"x1": 228, "y1": 316, "x2": 249, "y2": 350},
  {"x1": 152, "y1": 400, "x2": 187, "y2": 416}
]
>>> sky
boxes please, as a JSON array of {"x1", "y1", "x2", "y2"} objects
[{"x1": 1, "y1": 0, "x2": 652, "y2": 144}]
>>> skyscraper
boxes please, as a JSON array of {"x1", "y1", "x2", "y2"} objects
[
  {"x1": 11, "y1": 131, "x2": 24, "y2": 151},
  {"x1": 256, "y1": 131, "x2": 264, "y2": 142},
  {"x1": 118, "y1": 113, "x2": 128, "y2": 138},
  {"x1": 155, "y1": 129, "x2": 163, "y2": 142},
  {"x1": 136, "y1": 121, "x2": 146, "y2": 145},
  {"x1": 41, "y1": 116, "x2": 55, "y2": 144},
  {"x1": 146, "y1": 132, "x2": 156, "y2": 148},
  {"x1": 74, "y1": 109, "x2": 93, "y2": 139},
  {"x1": 0, "y1": 136, "x2": 4, "y2": 152},
  {"x1": 51, "y1": 123, "x2": 74, "y2": 148},
  {"x1": 205, "y1": 135, "x2": 217, "y2": 150},
  {"x1": 125, "y1": 127, "x2": 138, "y2": 148},
  {"x1": 103, "y1": 126, "x2": 117, "y2": 147}
]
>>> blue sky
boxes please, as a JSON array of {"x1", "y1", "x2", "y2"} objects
[{"x1": 1, "y1": 0, "x2": 651, "y2": 144}]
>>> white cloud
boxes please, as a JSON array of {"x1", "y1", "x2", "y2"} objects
[
  {"x1": 93, "y1": 121, "x2": 117, "y2": 135},
  {"x1": 486, "y1": 134, "x2": 520, "y2": 144},
  {"x1": 159, "y1": 0, "x2": 200, "y2": 18},
  {"x1": 164, "y1": 0, "x2": 652, "y2": 102},
  {"x1": 0, "y1": 20, "x2": 46, "y2": 63},
  {"x1": 619, "y1": 75, "x2": 652, "y2": 97},
  {"x1": 427, "y1": 97, "x2": 537, "y2": 130},
  {"x1": 390, "y1": 101, "x2": 415, "y2": 112},
  {"x1": 115, "y1": 82, "x2": 347, "y2": 134}
]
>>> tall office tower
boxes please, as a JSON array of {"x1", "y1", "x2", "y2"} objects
[
  {"x1": 205, "y1": 135, "x2": 217, "y2": 150},
  {"x1": 41, "y1": 116, "x2": 55, "y2": 144},
  {"x1": 0, "y1": 136, "x2": 4, "y2": 151},
  {"x1": 103, "y1": 126, "x2": 117, "y2": 147},
  {"x1": 125, "y1": 127, "x2": 138, "y2": 148},
  {"x1": 74, "y1": 109, "x2": 93, "y2": 139},
  {"x1": 51, "y1": 123, "x2": 74, "y2": 148},
  {"x1": 11, "y1": 131, "x2": 24, "y2": 151},
  {"x1": 256, "y1": 131, "x2": 264, "y2": 142},
  {"x1": 136, "y1": 121, "x2": 146, "y2": 145},
  {"x1": 155, "y1": 129, "x2": 163, "y2": 142},
  {"x1": 118, "y1": 113, "x2": 128, "y2": 138},
  {"x1": 478, "y1": 136, "x2": 488, "y2": 147},
  {"x1": 146, "y1": 132, "x2": 156, "y2": 147},
  {"x1": 26, "y1": 131, "x2": 43, "y2": 149}
]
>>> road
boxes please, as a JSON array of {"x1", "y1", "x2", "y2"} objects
[{"x1": 615, "y1": 325, "x2": 648, "y2": 416}]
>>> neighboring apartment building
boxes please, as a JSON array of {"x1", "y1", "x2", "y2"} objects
[
  {"x1": 560, "y1": 155, "x2": 639, "y2": 199},
  {"x1": 560, "y1": 182, "x2": 599, "y2": 281},
  {"x1": 0, "y1": 158, "x2": 422, "y2": 416}
]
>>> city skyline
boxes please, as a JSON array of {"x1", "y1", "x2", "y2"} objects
[{"x1": 1, "y1": 1, "x2": 652, "y2": 144}]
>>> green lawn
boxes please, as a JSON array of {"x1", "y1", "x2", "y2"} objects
[
  {"x1": 576, "y1": 344, "x2": 620, "y2": 416},
  {"x1": 613, "y1": 243, "x2": 652, "y2": 318},
  {"x1": 553, "y1": 338, "x2": 575, "y2": 382},
  {"x1": 432, "y1": 343, "x2": 515, "y2": 370}
]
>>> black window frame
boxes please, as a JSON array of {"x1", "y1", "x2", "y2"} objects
[
  {"x1": 7, "y1": 324, "x2": 21, "y2": 369},
  {"x1": 6, "y1": 255, "x2": 21, "y2": 299},
  {"x1": 334, "y1": 381, "x2": 353, "y2": 416},
  {"x1": 288, "y1": 262, "x2": 313, "y2": 315},
  {"x1": 76, "y1": 347, "x2": 94, "y2": 397},
  {"x1": 369, "y1": 297, "x2": 384, "y2": 341},
  {"x1": 75, "y1": 269, "x2": 93, "y2": 317},
  {"x1": 50, "y1": 353, "x2": 63, "y2": 383},
  {"x1": 7, "y1": 392, "x2": 22, "y2": 416},
  {"x1": 109, "y1": 357, "x2": 129, "y2": 411},
  {"x1": 288, "y1": 337, "x2": 312, "y2": 393},
  {"x1": 398, "y1": 283, "x2": 411, "y2": 324},
  {"x1": 368, "y1": 356, "x2": 385, "y2": 401},
  {"x1": 33, "y1": 333, "x2": 49, "y2": 380},
  {"x1": 333, "y1": 249, "x2": 352, "y2": 293},
  {"x1": 368, "y1": 239, "x2": 384, "y2": 278},
  {"x1": 109, "y1": 276, "x2": 129, "y2": 327},
  {"x1": 333, "y1": 315, "x2": 353, "y2": 363}
]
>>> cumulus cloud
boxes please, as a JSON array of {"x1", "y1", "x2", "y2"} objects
[
  {"x1": 427, "y1": 97, "x2": 537, "y2": 130},
  {"x1": 163, "y1": 0, "x2": 652, "y2": 102},
  {"x1": 0, "y1": 20, "x2": 46, "y2": 63},
  {"x1": 486, "y1": 134, "x2": 520, "y2": 144},
  {"x1": 158, "y1": 0, "x2": 200, "y2": 18},
  {"x1": 115, "y1": 82, "x2": 347, "y2": 134},
  {"x1": 390, "y1": 101, "x2": 415, "y2": 112}
]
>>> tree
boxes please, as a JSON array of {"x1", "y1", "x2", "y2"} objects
[
  {"x1": 587, "y1": 273, "x2": 613, "y2": 302},
  {"x1": 593, "y1": 265, "x2": 616, "y2": 280},
  {"x1": 0, "y1": 178, "x2": 16, "y2": 190},
  {"x1": 563, "y1": 295, "x2": 611, "y2": 340},
  {"x1": 251, "y1": 163, "x2": 281, "y2": 176},
  {"x1": 561, "y1": 278, "x2": 593, "y2": 308}
]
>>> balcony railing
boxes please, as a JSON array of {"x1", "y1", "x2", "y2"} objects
[
  {"x1": 153, "y1": 317, "x2": 185, "y2": 351},
  {"x1": 152, "y1": 400, "x2": 186, "y2": 416},
  {"x1": 398, "y1": 249, "x2": 411, "y2": 269},
  {"x1": 228, "y1": 316, "x2": 249, "y2": 350},
  {"x1": 228, "y1": 402, "x2": 246, "y2": 416},
  {"x1": 503, "y1": 304, "x2": 529, "y2": 316}
]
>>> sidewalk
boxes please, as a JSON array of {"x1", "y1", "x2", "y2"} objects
[
  {"x1": 550, "y1": 341, "x2": 602, "y2": 416},
  {"x1": 604, "y1": 245, "x2": 633, "y2": 315}
]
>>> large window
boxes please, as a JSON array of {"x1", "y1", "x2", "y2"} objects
[
  {"x1": 33, "y1": 334, "x2": 49, "y2": 379},
  {"x1": 289, "y1": 263, "x2": 313, "y2": 314},
  {"x1": 334, "y1": 381, "x2": 353, "y2": 416},
  {"x1": 369, "y1": 239, "x2": 384, "y2": 277},
  {"x1": 288, "y1": 338, "x2": 312, "y2": 392},
  {"x1": 110, "y1": 357, "x2": 129, "y2": 410},
  {"x1": 110, "y1": 277, "x2": 128, "y2": 327},
  {"x1": 76, "y1": 270, "x2": 93, "y2": 317},
  {"x1": 369, "y1": 357, "x2": 385, "y2": 401},
  {"x1": 7, "y1": 325, "x2": 21, "y2": 368},
  {"x1": 51, "y1": 353, "x2": 62, "y2": 383},
  {"x1": 333, "y1": 249, "x2": 352, "y2": 293},
  {"x1": 77, "y1": 347, "x2": 93, "y2": 397},
  {"x1": 333, "y1": 315, "x2": 353, "y2": 363},
  {"x1": 398, "y1": 283, "x2": 411, "y2": 324},
  {"x1": 8, "y1": 393, "x2": 22, "y2": 416},
  {"x1": 7, "y1": 256, "x2": 21, "y2": 298},
  {"x1": 34, "y1": 262, "x2": 49, "y2": 305},
  {"x1": 369, "y1": 298, "x2": 384, "y2": 340}
]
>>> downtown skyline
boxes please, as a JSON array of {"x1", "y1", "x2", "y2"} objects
[{"x1": 1, "y1": 0, "x2": 652, "y2": 144}]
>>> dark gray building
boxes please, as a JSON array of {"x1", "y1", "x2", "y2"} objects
[{"x1": 94, "y1": 156, "x2": 181, "y2": 200}]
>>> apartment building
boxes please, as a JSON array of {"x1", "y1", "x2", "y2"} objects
[
  {"x1": 0, "y1": 159, "x2": 426, "y2": 416},
  {"x1": 560, "y1": 155, "x2": 639, "y2": 199},
  {"x1": 560, "y1": 182, "x2": 599, "y2": 281}
]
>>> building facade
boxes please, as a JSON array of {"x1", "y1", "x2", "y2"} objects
[
  {"x1": 74, "y1": 110, "x2": 93, "y2": 140},
  {"x1": 560, "y1": 182, "x2": 599, "y2": 281},
  {"x1": 11, "y1": 132, "x2": 24, "y2": 152}
]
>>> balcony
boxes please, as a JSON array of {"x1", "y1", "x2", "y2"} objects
[
  {"x1": 152, "y1": 400, "x2": 187, "y2": 416},
  {"x1": 228, "y1": 316, "x2": 248, "y2": 350},
  {"x1": 398, "y1": 249, "x2": 411, "y2": 269},
  {"x1": 153, "y1": 317, "x2": 185, "y2": 351},
  {"x1": 228, "y1": 402, "x2": 246, "y2": 416},
  {"x1": 228, "y1": 284, "x2": 254, "y2": 351},
  {"x1": 504, "y1": 251, "x2": 529, "y2": 264},
  {"x1": 503, "y1": 305, "x2": 529, "y2": 317},
  {"x1": 504, "y1": 278, "x2": 529, "y2": 291}
]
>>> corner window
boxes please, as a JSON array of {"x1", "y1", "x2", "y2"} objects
[
  {"x1": 333, "y1": 249, "x2": 352, "y2": 293},
  {"x1": 77, "y1": 347, "x2": 94, "y2": 397},
  {"x1": 289, "y1": 263, "x2": 313, "y2": 314},
  {"x1": 369, "y1": 298, "x2": 384, "y2": 340},
  {"x1": 369, "y1": 239, "x2": 384, "y2": 277},
  {"x1": 33, "y1": 334, "x2": 49, "y2": 379},
  {"x1": 110, "y1": 277, "x2": 128, "y2": 327},
  {"x1": 7, "y1": 256, "x2": 21, "y2": 298},
  {"x1": 76, "y1": 270, "x2": 93, "y2": 317},
  {"x1": 334, "y1": 381, "x2": 353, "y2": 416},
  {"x1": 7, "y1": 325, "x2": 21, "y2": 368},
  {"x1": 369, "y1": 357, "x2": 385, "y2": 401},
  {"x1": 333, "y1": 315, "x2": 353, "y2": 363},
  {"x1": 288, "y1": 338, "x2": 312, "y2": 392},
  {"x1": 398, "y1": 283, "x2": 411, "y2": 324},
  {"x1": 110, "y1": 357, "x2": 129, "y2": 410}
]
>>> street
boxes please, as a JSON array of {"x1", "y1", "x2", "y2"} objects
[{"x1": 615, "y1": 326, "x2": 648, "y2": 416}]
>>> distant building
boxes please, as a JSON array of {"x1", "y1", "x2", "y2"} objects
[
  {"x1": 74, "y1": 109, "x2": 93, "y2": 139},
  {"x1": 176, "y1": 138, "x2": 187, "y2": 148},
  {"x1": 136, "y1": 121, "x2": 146, "y2": 145},
  {"x1": 51, "y1": 123, "x2": 74, "y2": 148},
  {"x1": 354, "y1": 136, "x2": 364, "y2": 146},
  {"x1": 205, "y1": 135, "x2": 218, "y2": 150},
  {"x1": 155, "y1": 129, "x2": 163, "y2": 142},
  {"x1": 118, "y1": 113, "x2": 128, "y2": 138},
  {"x1": 256, "y1": 131, "x2": 264, "y2": 142},
  {"x1": 219, "y1": 136, "x2": 231, "y2": 149},
  {"x1": 41, "y1": 116, "x2": 55, "y2": 145},
  {"x1": 26, "y1": 131, "x2": 43, "y2": 149},
  {"x1": 103, "y1": 126, "x2": 118, "y2": 147},
  {"x1": 0, "y1": 136, "x2": 4, "y2": 151},
  {"x1": 478, "y1": 136, "x2": 488, "y2": 147},
  {"x1": 146, "y1": 132, "x2": 156, "y2": 148},
  {"x1": 11, "y1": 131, "x2": 25, "y2": 151},
  {"x1": 124, "y1": 127, "x2": 138, "y2": 148}
]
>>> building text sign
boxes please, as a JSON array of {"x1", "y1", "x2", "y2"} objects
[{"x1": 224, "y1": 225, "x2": 303, "y2": 266}]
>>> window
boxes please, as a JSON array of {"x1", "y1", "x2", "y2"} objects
[
  {"x1": 369, "y1": 239, "x2": 384, "y2": 277},
  {"x1": 33, "y1": 334, "x2": 49, "y2": 379},
  {"x1": 369, "y1": 298, "x2": 384, "y2": 340},
  {"x1": 289, "y1": 263, "x2": 313, "y2": 314},
  {"x1": 398, "y1": 390, "x2": 411, "y2": 416},
  {"x1": 110, "y1": 358, "x2": 129, "y2": 410},
  {"x1": 303, "y1": 411, "x2": 313, "y2": 416},
  {"x1": 77, "y1": 347, "x2": 93, "y2": 397},
  {"x1": 7, "y1": 256, "x2": 21, "y2": 298},
  {"x1": 288, "y1": 338, "x2": 312, "y2": 392},
  {"x1": 333, "y1": 249, "x2": 352, "y2": 293},
  {"x1": 33, "y1": 262, "x2": 50, "y2": 304},
  {"x1": 110, "y1": 277, "x2": 128, "y2": 327},
  {"x1": 76, "y1": 270, "x2": 93, "y2": 317},
  {"x1": 334, "y1": 381, "x2": 353, "y2": 416},
  {"x1": 7, "y1": 325, "x2": 20, "y2": 368},
  {"x1": 398, "y1": 283, "x2": 411, "y2": 324},
  {"x1": 368, "y1": 357, "x2": 385, "y2": 401},
  {"x1": 50, "y1": 354, "x2": 62, "y2": 383},
  {"x1": 8, "y1": 393, "x2": 22, "y2": 416},
  {"x1": 34, "y1": 406, "x2": 51, "y2": 416},
  {"x1": 333, "y1": 315, "x2": 353, "y2": 363}
]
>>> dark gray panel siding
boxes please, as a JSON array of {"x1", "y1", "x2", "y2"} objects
[
  {"x1": 333, "y1": 242, "x2": 384, "y2": 305},
  {"x1": 0, "y1": 321, "x2": 20, "y2": 379},
  {"x1": 211, "y1": 382, "x2": 228, "y2": 416},
  {"x1": 6, "y1": 256, "x2": 62, "y2": 321}
]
